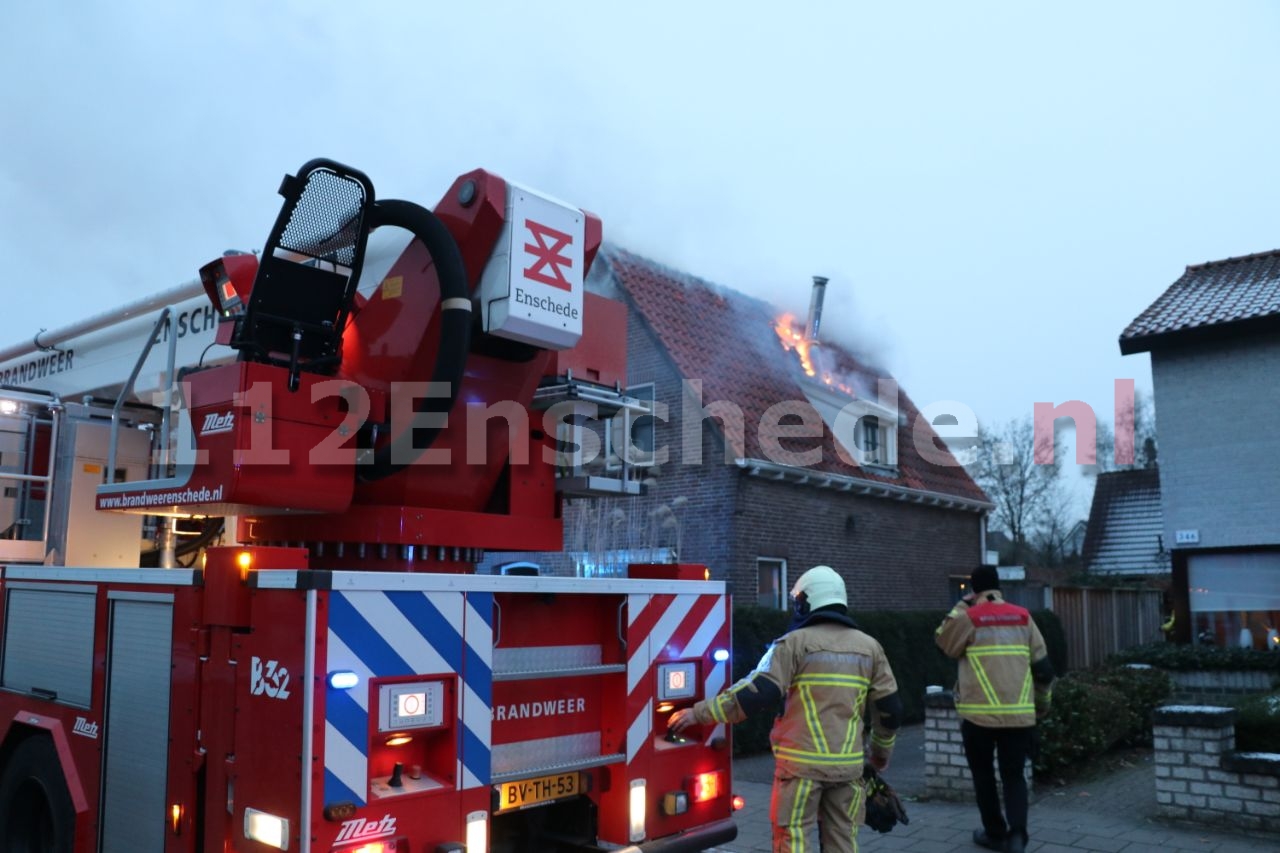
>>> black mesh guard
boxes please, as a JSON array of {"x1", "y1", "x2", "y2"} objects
[
  {"x1": 234, "y1": 160, "x2": 376, "y2": 378},
  {"x1": 277, "y1": 167, "x2": 367, "y2": 268}
]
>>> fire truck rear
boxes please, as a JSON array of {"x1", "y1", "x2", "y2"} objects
[{"x1": 0, "y1": 161, "x2": 737, "y2": 852}]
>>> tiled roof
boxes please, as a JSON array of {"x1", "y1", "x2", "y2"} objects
[
  {"x1": 1082, "y1": 467, "x2": 1170, "y2": 575},
  {"x1": 602, "y1": 246, "x2": 989, "y2": 504},
  {"x1": 1120, "y1": 249, "x2": 1280, "y2": 354}
]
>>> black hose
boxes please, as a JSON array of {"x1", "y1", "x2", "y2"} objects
[{"x1": 356, "y1": 198, "x2": 472, "y2": 482}]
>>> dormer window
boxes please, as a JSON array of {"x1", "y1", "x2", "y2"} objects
[
  {"x1": 803, "y1": 383, "x2": 899, "y2": 471},
  {"x1": 860, "y1": 416, "x2": 881, "y2": 463}
]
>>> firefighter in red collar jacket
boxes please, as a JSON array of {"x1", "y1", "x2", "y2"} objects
[
  {"x1": 936, "y1": 565, "x2": 1055, "y2": 853},
  {"x1": 671, "y1": 565, "x2": 902, "y2": 853}
]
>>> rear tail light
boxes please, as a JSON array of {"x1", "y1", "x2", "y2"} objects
[
  {"x1": 689, "y1": 771, "x2": 723, "y2": 803},
  {"x1": 348, "y1": 843, "x2": 396, "y2": 853},
  {"x1": 347, "y1": 841, "x2": 407, "y2": 853},
  {"x1": 732, "y1": 794, "x2": 746, "y2": 811}
]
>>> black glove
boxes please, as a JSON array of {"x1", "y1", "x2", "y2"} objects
[{"x1": 862, "y1": 765, "x2": 909, "y2": 833}]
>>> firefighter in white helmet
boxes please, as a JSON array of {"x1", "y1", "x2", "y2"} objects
[{"x1": 671, "y1": 565, "x2": 902, "y2": 852}]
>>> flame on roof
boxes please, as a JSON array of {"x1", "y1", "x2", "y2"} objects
[{"x1": 773, "y1": 312, "x2": 855, "y2": 396}]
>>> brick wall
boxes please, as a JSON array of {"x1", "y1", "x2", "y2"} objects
[
  {"x1": 731, "y1": 478, "x2": 980, "y2": 612},
  {"x1": 1166, "y1": 669, "x2": 1276, "y2": 704},
  {"x1": 1153, "y1": 705, "x2": 1280, "y2": 832}
]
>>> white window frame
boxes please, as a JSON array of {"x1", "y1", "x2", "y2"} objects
[
  {"x1": 757, "y1": 557, "x2": 788, "y2": 610},
  {"x1": 804, "y1": 383, "x2": 898, "y2": 469}
]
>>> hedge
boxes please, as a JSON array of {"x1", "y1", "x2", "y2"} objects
[
  {"x1": 1033, "y1": 665, "x2": 1173, "y2": 775},
  {"x1": 1231, "y1": 691, "x2": 1280, "y2": 753},
  {"x1": 1109, "y1": 642, "x2": 1280, "y2": 673},
  {"x1": 728, "y1": 606, "x2": 1068, "y2": 755}
]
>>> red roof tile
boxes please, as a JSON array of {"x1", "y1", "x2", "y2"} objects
[
  {"x1": 1121, "y1": 249, "x2": 1280, "y2": 354},
  {"x1": 604, "y1": 247, "x2": 989, "y2": 504}
]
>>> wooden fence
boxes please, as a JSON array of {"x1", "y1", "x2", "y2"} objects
[{"x1": 1048, "y1": 585, "x2": 1164, "y2": 671}]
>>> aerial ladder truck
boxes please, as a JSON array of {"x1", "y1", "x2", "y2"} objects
[{"x1": 0, "y1": 160, "x2": 738, "y2": 852}]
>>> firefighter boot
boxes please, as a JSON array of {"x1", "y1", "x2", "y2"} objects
[
  {"x1": 1005, "y1": 829, "x2": 1027, "y2": 853},
  {"x1": 972, "y1": 828, "x2": 1005, "y2": 851}
]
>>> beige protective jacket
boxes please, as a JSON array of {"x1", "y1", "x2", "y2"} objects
[
  {"x1": 691, "y1": 620, "x2": 899, "y2": 781},
  {"x1": 935, "y1": 590, "x2": 1052, "y2": 728}
]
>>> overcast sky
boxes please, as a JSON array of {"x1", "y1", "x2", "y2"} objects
[{"x1": 4, "y1": 2, "x2": 1278, "y2": 484}]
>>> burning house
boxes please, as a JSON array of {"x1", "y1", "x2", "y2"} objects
[{"x1": 485, "y1": 247, "x2": 991, "y2": 611}]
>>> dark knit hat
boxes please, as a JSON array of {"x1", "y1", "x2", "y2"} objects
[{"x1": 970, "y1": 565, "x2": 1000, "y2": 593}]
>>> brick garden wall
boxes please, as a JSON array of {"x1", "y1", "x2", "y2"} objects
[
  {"x1": 1153, "y1": 705, "x2": 1280, "y2": 832},
  {"x1": 1165, "y1": 670, "x2": 1277, "y2": 704}
]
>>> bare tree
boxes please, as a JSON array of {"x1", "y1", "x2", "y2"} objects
[
  {"x1": 967, "y1": 417, "x2": 1065, "y2": 564},
  {"x1": 1085, "y1": 389, "x2": 1158, "y2": 477},
  {"x1": 1029, "y1": 480, "x2": 1082, "y2": 569}
]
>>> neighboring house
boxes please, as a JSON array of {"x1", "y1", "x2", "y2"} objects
[
  {"x1": 1120, "y1": 249, "x2": 1280, "y2": 647},
  {"x1": 1081, "y1": 468, "x2": 1171, "y2": 577},
  {"x1": 486, "y1": 246, "x2": 992, "y2": 612},
  {"x1": 1064, "y1": 519, "x2": 1089, "y2": 561}
]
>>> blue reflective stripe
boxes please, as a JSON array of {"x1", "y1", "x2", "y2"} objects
[
  {"x1": 329, "y1": 592, "x2": 415, "y2": 676},
  {"x1": 324, "y1": 767, "x2": 362, "y2": 806},
  {"x1": 387, "y1": 592, "x2": 464, "y2": 673},
  {"x1": 325, "y1": 690, "x2": 370, "y2": 757}
]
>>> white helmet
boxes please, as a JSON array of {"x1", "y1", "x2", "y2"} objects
[{"x1": 791, "y1": 565, "x2": 847, "y2": 612}]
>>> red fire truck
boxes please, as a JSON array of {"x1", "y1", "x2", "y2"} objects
[{"x1": 0, "y1": 160, "x2": 737, "y2": 852}]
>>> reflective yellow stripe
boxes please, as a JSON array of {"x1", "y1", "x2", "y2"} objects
[
  {"x1": 709, "y1": 689, "x2": 737, "y2": 723},
  {"x1": 798, "y1": 685, "x2": 830, "y2": 752},
  {"x1": 789, "y1": 777, "x2": 812, "y2": 851},
  {"x1": 848, "y1": 779, "x2": 864, "y2": 852},
  {"x1": 775, "y1": 746, "x2": 865, "y2": 765},
  {"x1": 966, "y1": 645, "x2": 1031, "y2": 656},
  {"x1": 955, "y1": 703, "x2": 1036, "y2": 714},
  {"x1": 793, "y1": 674, "x2": 870, "y2": 688},
  {"x1": 1018, "y1": 670, "x2": 1032, "y2": 706},
  {"x1": 969, "y1": 656, "x2": 1000, "y2": 706},
  {"x1": 840, "y1": 707, "x2": 865, "y2": 756},
  {"x1": 870, "y1": 730, "x2": 896, "y2": 749}
]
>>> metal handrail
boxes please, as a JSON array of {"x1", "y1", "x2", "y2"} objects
[
  {"x1": 107, "y1": 309, "x2": 177, "y2": 481},
  {"x1": 0, "y1": 393, "x2": 61, "y2": 556}
]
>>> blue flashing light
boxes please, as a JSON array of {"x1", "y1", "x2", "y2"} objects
[
  {"x1": 328, "y1": 671, "x2": 359, "y2": 690},
  {"x1": 712, "y1": 648, "x2": 730, "y2": 663}
]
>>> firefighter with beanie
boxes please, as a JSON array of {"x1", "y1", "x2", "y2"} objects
[
  {"x1": 936, "y1": 565, "x2": 1056, "y2": 853},
  {"x1": 670, "y1": 565, "x2": 903, "y2": 852}
]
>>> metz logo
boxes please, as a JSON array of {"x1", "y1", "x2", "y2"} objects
[
  {"x1": 335, "y1": 814, "x2": 396, "y2": 844},
  {"x1": 72, "y1": 716, "x2": 99, "y2": 739},
  {"x1": 523, "y1": 218, "x2": 574, "y2": 291},
  {"x1": 200, "y1": 411, "x2": 235, "y2": 435},
  {"x1": 250, "y1": 656, "x2": 291, "y2": 700}
]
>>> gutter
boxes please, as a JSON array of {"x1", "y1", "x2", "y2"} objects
[{"x1": 734, "y1": 458, "x2": 994, "y2": 513}]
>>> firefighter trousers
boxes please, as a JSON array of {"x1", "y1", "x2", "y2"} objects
[
  {"x1": 769, "y1": 773, "x2": 865, "y2": 853},
  {"x1": 961, "y1": 720, "x2": 1035, "y2": 842}
]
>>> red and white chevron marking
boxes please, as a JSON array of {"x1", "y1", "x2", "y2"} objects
[{"x1": 625, "y1": 592, "x2": 729, "y2": 764}]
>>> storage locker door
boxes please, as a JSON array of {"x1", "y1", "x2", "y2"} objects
[
  {"x1": 1, "y1": 585, "x2": 95, "y2": 705},
  {"x1": 99, "y1": 596, "x2": 174, "y2": 853}
]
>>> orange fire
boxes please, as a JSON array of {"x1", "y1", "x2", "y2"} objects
[
  {"x1": 773, "y1": 313, "x2": 855, "y2": 396},
  {"x1": 773, "y1": 313, "x2": 816, "y2": 377}
]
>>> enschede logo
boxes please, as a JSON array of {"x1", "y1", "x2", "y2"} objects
[
  {"x1": 200, "y1": 411, "x2": 235, "y2": 435},
  {"x1": 335, "y1": 814, "x2": 396, "y2": 844},
  {"x1": 522, "y1": 218, "x2": 574, "y2": 291}
]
